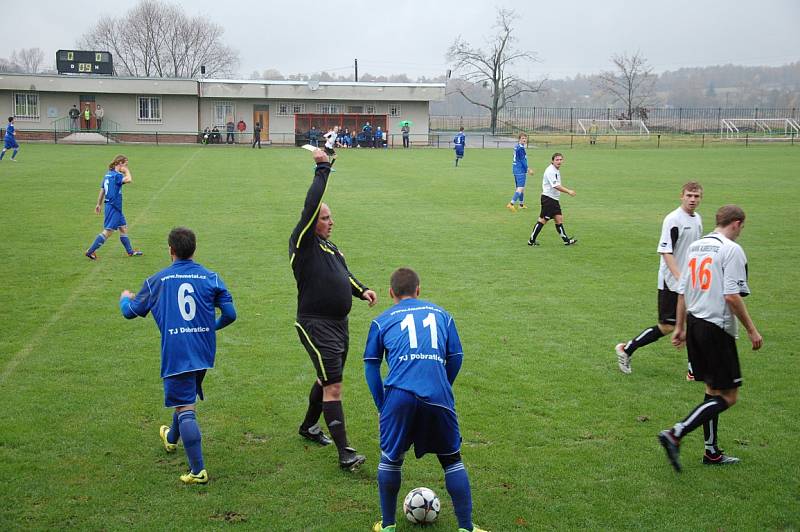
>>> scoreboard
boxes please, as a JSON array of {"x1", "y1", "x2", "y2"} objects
[{"x1": 56, "y1": 50, "x2": 113, "y2": 75}]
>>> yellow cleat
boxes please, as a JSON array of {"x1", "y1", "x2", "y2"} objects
[
  {"x1": 459, "y1": 527, "x2": 490, "y2": 532},
  {"x1": 159, "y1": 425, "x2": 177, "y2": 453},
  {"x1": 506, "y1": 202, "x2": 516, "y2": 212},
  {"x1": 518, "y1": 204, "x2": 528, "y2": 209},
  {"x1": 180, "y1": 469, "x2": 208, "y2": 484},
  {"x1": 372, "y1": 521, "x2": 396, "y2": 531}
]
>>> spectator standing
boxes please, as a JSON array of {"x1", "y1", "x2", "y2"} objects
[
  {"x1": 95, "y1": 105, "x2": 105, "y2": 131},
  {"x1": 401, "y1": 123, "x2": 410, "y2": 148},
  {"x1": 237, "y1": 119, "x2": 246, "y2": 143},
  {"x1": 68, "y1": 105, "x2": 80, "y2": 131},
  {"x1": 226, "y1": 119, "x2": 235, "y2": 144},
  {"x1": 83, "y1": 105, "x2": 92, "y2": 130},
  {"x1": 252, "y1": 123, "x2": 262, "y2": 148}
]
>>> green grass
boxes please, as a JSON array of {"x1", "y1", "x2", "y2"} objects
[{"x1": 1, "y1": 143, "x2": 799, "y2": 531}]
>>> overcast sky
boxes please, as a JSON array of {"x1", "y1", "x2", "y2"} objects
[{"x1": 5, "y1": 0, "x2": 799, "y2": 80}]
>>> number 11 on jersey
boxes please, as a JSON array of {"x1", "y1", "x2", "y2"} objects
[{"x1": 400, "y1": 313, "x2": 439, "y2": 349}]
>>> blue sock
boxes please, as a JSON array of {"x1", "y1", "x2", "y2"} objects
[
  {"x1": 519, "y1": 192, "x2": 524, "y2": 204},
  {"x1": 178, "y1": 410, "x2": 204, "y2": 474},
  {"x1": 377, "y1": 455, "x2": 403, "y2": 527},
  {"x1": 444, "y1": 461, "x2": 472, "y2": 531},
  {"x1": 511, "y1": 191, "x2": 520, "y2": 203},
  {"x1": 87, "y1": 234, "x2": 106, "y2": 253},
  {"x1": 167, "y1": 410, "x2": 180, "y2": 444},
  {"x1": 0, "y1": 149, "x2": 5, "y2": 160},
  {"x1": 12, "y1": 149, "x2": 18, "y2": 159},
  {"x1": 120, "y1": 235, "x2": 134, "y2": 254}
]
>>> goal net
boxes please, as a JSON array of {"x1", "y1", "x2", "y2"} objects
[
  {"x1": 720, "y1": 118, "x2": 800, "y2": 139},
  {"x1": 578, "y1": 119, "x2": 650, "y2": 136}
]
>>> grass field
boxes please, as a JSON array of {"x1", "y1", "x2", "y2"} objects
[{"x1": 1, "y1": 143, "x2": 798, "y2": 530}]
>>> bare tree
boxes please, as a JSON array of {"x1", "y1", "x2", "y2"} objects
[
  {"x1": 596, "y1": 51, "x2": 656, "y2": 120},
  {"x1": 11, "y1": 48, "x2": 45, "y2": 73},
  {"x1": 79, "y1": 0, "x2": 239, "y2": 78},
  {"x1": 447, "y1": 8, "x2": 544, "y2": 133}
]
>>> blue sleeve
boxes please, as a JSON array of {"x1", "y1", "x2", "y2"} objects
[
  {"x1": 445, "y1": 317, "x2": 464, "y2": 384},
  {"x1": 363, "y1": 321, "x2": 384, "y2": 362},
  {"x1": 364, "y1": 359, "x2": 385, "y2": 411},
  {"x1": 115, "y1": 171, "x2": 124, "y2": 186},
  {"x1": 216, "y1": 302, "x2": 237, "y2": 330},
  {"x1": 120, "y1": 280, "x2": 153, "y2": 319}
]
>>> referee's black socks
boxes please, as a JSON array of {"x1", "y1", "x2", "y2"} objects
[
  {"x1": 322, "y1": 400, "x2": 350, "y2": 453},
  {"x1": 301, "y1": 381, "x2": 324, "y2": 431}
]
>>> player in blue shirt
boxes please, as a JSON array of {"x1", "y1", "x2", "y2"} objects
[
  {"x1": 119, "y1": 227, "x2": 236, "y2": 484},
  {"x1": 507, "y1": 133, "x2": 534, "y2": 212},
  {"x1": 453, "y1": 127, "x2": 466, "y2": 166},
  {"x1": 365, "y1": 268, "x2": 487, "y2": 532},
  {"x1": 0, "y1": 116, "x2": 20, "y2": 162},
  {"x1": 84, "y1": 155, "x2": 144, "y2": 260}
]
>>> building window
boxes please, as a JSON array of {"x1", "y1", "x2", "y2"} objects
[
  {"x1": 347, "y1": 105, "x2": 364, "y2": 114},
  {"x1": 13, "y1": 92, "x2": 39, "y2": 120},
  {"x1": 365, "y1": 104, "x2": 376, "y2": 114},
  {"x1": 388, "y1": 103, "x2": 401, "y2": 117},
  {"x1": 277, "y1": 102, "x2": 289, "y2": 116},
  {"x1": 214, "y1": 101, "x2": 234, "y2": 126},
  {"x1": 292, "y1": 103, "x2": 305, "y2": 114},
  {"x1": 317, "y1": 103, "x2": 340, "y2": 114},
  {"x1": 137, "y1": 96, "x2": 161, "y2": 123}
]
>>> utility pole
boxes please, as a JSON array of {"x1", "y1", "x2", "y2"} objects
[{"x1": 354, "y1": 59, "x2": 358, "y2": 82}]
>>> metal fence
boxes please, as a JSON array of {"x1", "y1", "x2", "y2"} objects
[{"x1": 432, "y1": 107, "x2": 800, "y2": 135}]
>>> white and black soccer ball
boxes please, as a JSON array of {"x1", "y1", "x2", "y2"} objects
[{"x1": 403, "y1": 487, "x2": 440, "y2": 524}]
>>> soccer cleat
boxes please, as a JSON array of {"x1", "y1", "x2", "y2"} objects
[
  {"x1": 506, "y1": 202, "x2": 516, "y2": 213},
  {"x1": 518, "y1": 204, "x2": 528, "y2": 209},
  {"x1": 159, "y1": 425, "x2": 177, "y2": 453},
  {"x1": 85, "y1": 251, "x2": 98, "y2": 261},
  {"x1": 180, "y1": 469, "x2": 209, "y2": 484},
  {"x1": 128, "y1": 250, "x2": 143, "y2": 257},
  {"x1": 299, "y1": 424, "x2": 332, "y2": 446},
  {"x1": 527, "y1": 239, "x2": 540, "y2": 247},
  {"x1": 686, "y1": 371, "x2": 695, "y2": 381},
  {"x1": 703, "y1": 451, "x2": 740, "y2": 466},
  {"x1": 10, "y1": 158, "x2": 17, "y2": 162},
  {"x1": 459, "y1": 527, "x2": 490, "y2": 532},
  {"x1": 564, "y1": 238, "x2": 578, "y2": 246},
  {"x1": 339, "y1": 447, "x2": 366, "y2": 471},
  {"x1": 658, "y1": 430, "x2": 682, "y2": 473},
  {"x1": 372, "y1": 521, "x2": 396, "y2": 532},
  {"x1": 615, "y1": 343, "x2": 632, "y2": 374}
]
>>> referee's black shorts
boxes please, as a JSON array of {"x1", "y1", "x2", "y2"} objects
[
  {"x1": 686, "y1": 314, "x2": 742, "y2": 390},
  {"x1": 657, "y1": 288, "x2": 679, "y2": 325},
  {"x1": 295, "y1": 317, "x2": 349, "y2": 385},
  {"x1": 539, "y1": 195, "x2": 562, "y2": 220}
]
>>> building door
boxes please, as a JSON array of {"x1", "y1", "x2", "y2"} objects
[
  {"x1": 79, "y1": 95, "x2": 97, "y2": 130},
  {"x1": 253, "y1": 105, "x2": 269, "y2": 142}
]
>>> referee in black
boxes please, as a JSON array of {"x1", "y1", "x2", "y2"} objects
[{"x1": 290, "y1": 148, "x2": 377, "y2": 471}]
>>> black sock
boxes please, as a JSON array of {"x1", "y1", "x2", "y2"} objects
[
  {"x1": 322, "y1": 400, "x2": 349, "y2": 454},
  {"x1": 555, "y1": 223, "x2": 570, "y2": 242},
  {"x1": 330, "y1": 158, "x2": 336, "y2": 167},
  {"x1": 529, "y1": 222, "x2": 544, "y2": 242},
  {"x1": 301, "y1": 382, "x2": 324, "y2": 430},
  {"x1": 702, "y1": 394, "x2": 720, "y2": 454},
  {"x1": 673, "y1": 395, "x2": 729, "y2": 440},
  {"x1": 623, "y1": 326, "x2": 665, "y2": 356}
]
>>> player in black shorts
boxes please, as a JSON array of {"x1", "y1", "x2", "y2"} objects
[
  {"x1": 322, "y1": 126, "x2": 339, "y2": 168},
  {"x1": 527, "y1": 153, "x2": 577, "y2": 246},
  {"x1": 289, "y1": 148, "x2": 377, "y2": 471}
]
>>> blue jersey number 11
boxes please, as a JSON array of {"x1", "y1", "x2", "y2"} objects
[{"x1": 400, "y1": 313, "x2": 438, "y2": 350}]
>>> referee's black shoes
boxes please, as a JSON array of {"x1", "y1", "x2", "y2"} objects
[
  {"x1": 339, "y1": 447, "x2": 367, "y2": 471},
  {"x1": 299, "y1": 424, "x2": 333, "y2": 446}
]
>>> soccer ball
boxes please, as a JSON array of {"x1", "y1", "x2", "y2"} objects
[{"x1": 403, "y1": 487, "x2": 440, "y2": 524}]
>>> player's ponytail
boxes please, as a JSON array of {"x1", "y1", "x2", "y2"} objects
[{"x1": 109, "y1": 155, "x2": 128, "y2": 169}]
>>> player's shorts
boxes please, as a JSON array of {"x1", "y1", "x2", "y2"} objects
[
  {"x1": 163, "y1": 369, "x2": 207, "y2": 408},
  {"x1": 4, "y1": 137, "x2": 19, "y2": 149},
  {"x1": 295, "y1": 317, "x2": 349, "y2": 385},
  {"x1": 657, "y1": 288, "x2": 679, "y2": 324},
  {"x1": 686, "y1": 314, "x2": 742, "y2": 390},
  {"x1": 379, "y1": 387, "x2": 461, "y2": 462},
  {"x1": 324, "y1": 146, "x2": 336, "y2": 157},
  {"x1": 513, "y1": 173, "x2": 527, "y2": 188},
  {"x1": 454, "y1": 146, "x2": 464, "y2": 158},
  {"x1": 103, "y1": 205, "x2": 127, "y2": 230},
  {"x1": 539, "y1": 195, "x2": 562, "y2": 220}
]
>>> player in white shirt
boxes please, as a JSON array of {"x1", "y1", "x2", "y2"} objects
[
  {"x1": 615, "y1": 182, "x2": 704, "y2": 376},
  {"x1": 323, "y1": 126, "x2": 339, "y2": 169},
  {"x1": 658, "y1": 205, "x2": 763, "y2": 472},
  {"x1": 527, "y1": 153, "x2": 577, "y2": 246}
]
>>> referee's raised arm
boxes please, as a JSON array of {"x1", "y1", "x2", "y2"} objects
[{"x1": 289, "y1": 149, "x2": 331, "y2": 262}]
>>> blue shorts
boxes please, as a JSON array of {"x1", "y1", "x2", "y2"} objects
[
  {"x1": 103, "y1": 206, "x2": 127, "y2": 230},
  {"x1": 514, "y1": 173, "x2": 527, "y2": 188},
  {"x1": 379, "y1": 387, "x2": 461, "y2": 462},
  {"x1": 454, "y1": 146, "x2": 464, "y2": 158},
  {"x1": 4, "y1": 137, "x2": 18, "y2": 149},
  {"x1": 163, "y1": 369, "x2": 206, "y2": 408}
]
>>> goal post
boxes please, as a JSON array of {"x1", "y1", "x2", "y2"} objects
[
  {"x1": 720, "y1": 118, "x2": 799, "y2": 139},
  {"x1": 577, "y1": 119, "x2": 650, "y2": 136}
]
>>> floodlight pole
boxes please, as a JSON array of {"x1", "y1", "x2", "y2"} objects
[{"x1": 354, "y1": 59, "x2": 358, "y2": 82}]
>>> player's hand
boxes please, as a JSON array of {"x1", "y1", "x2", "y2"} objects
[
  {"x1": 528, "y1": 168, "x2": 534, "y2": 175},
  {"x1": 748, "y1": 328, "x2": 763, "y2": 350},
  {"x1": 362, "y1": 289, "x2": 378, "y2": 307},
  {"x1": 120, "y1": 290, "x2": 135, "y2": 301},
  {"x1": 569, "y1": 189, "x2": 577, "y2": 197},
  {"x1": 671, "y1": 328, "x2": 686, "y2": 348},
  {"x1": 313, "y1": 149, "x2": 329, "y2": 164},
  {"x1": 95, "y1": 204, "x2": 101, "y2": 214}
]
